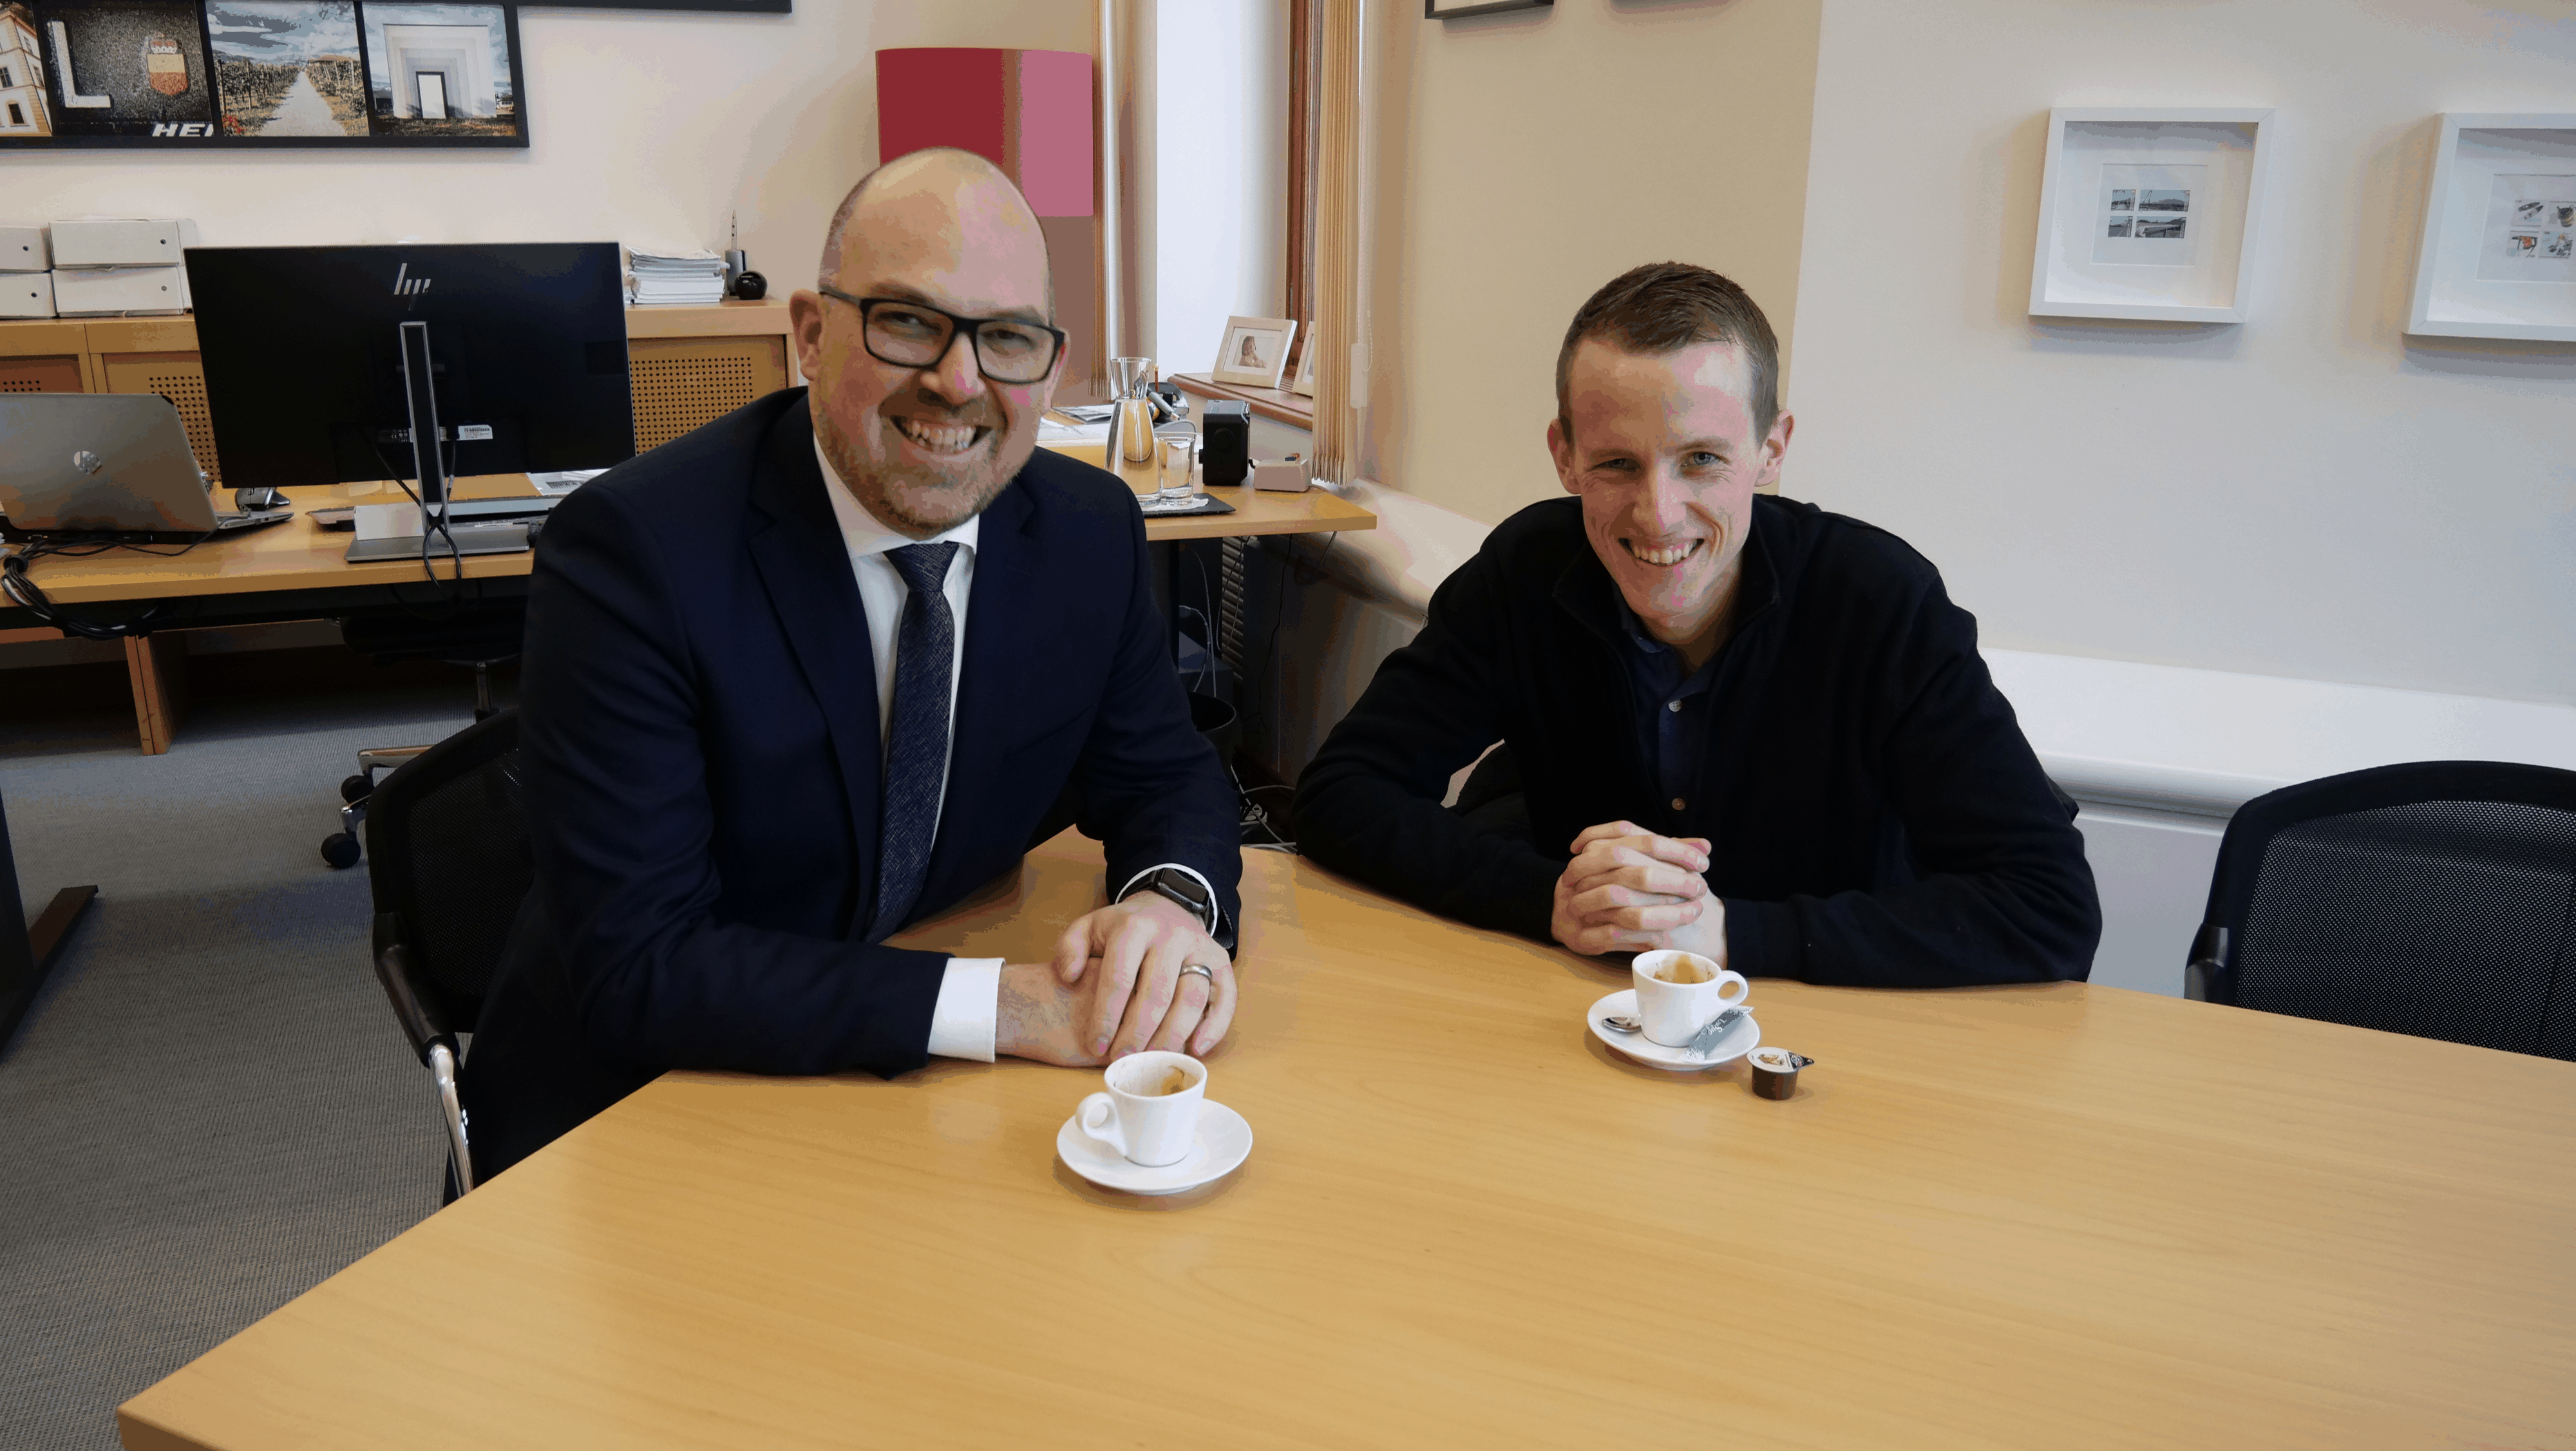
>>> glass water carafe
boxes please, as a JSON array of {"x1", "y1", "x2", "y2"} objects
[{"x1": 1109, "y1": 356, "x2": 1159, "y2": 465}]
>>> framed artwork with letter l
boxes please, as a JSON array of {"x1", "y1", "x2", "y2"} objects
[{"x1": 1, "y1": 0, "x2": 529, "y2": 148}]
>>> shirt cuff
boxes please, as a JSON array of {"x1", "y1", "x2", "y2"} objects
[
  {"x1": 925, "y1": 956, "x2": 1003, "y2": 1062},
  {"x1": 1115, "y1": 862, "x2": 1222, "y2": 934}
]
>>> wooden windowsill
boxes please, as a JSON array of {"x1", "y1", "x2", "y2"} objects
[{"x1": 1169, "y1": 372, "x2": 1315, "y2": 430}]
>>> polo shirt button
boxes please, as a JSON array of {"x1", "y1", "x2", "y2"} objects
[
  {"x1": 1666, "y1": 699, "x2": 1681, "y2": 712},
  {"x1": 1671, "y1": 797, "x2": 1687, "y2": 811}
]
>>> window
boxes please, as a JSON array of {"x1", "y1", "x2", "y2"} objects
[
  {"x1": 1283, "y1": 0, "x2": 1322, "y2": 375},
  {"x1": 1, "y1": 64, "x2": 15, "y2": 88},
  {"x1": 6, "y1": 103, "x2": 21, "y2": 127}
]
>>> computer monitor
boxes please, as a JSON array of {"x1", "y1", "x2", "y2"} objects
[{"x1": 184, "y1": 243, "x2": 633, "y2": 511}]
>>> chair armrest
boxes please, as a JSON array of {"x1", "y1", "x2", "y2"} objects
[
  {"x1": 2184, "y1": 924, "x2": 2229, "y2": 1003},
  {"x1": 373, "y1": 916, "x2": 459, "y2": 1066}
]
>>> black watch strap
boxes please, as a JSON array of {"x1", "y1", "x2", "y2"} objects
[{"x1": 1124, "y1": 866, "x2": 1214, "y2": 930}]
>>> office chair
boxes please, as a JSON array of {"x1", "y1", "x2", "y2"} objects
[
  {"x1": 363, "y1": 707, "x2": 531, "y2": 1197},
  {"x1": 321, "y1": 605, "x2": 524, "y2": 868},
  {"x1": 2185, "y1": 760, "x2": 2576, "y2": 1061}
]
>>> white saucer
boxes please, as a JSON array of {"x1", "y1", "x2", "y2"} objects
[
  {"x1": 1586, "y1": 989, "x2": 1761, "y2": 1071},
  {"x1": 1056, "y1": 1100, "x2": 1253, "y2": 1195}
]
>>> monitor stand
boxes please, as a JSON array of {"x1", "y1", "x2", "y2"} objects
[
  {"x1": 233, "y1": 486, "x2": 290, "y2": 510},
  {"x1": 345, "y1": 318, "x2": 531, "y2": 563}
]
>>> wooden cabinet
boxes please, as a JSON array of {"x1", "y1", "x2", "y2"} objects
[
  {"x1": 625, "y1": 303, "x2": 799, "y2": 451},
  {"x1": 0, "y1": 319, "x2": 94, "y2": 394},
  {"x1": 0, "y1": 300, "x2": 799, "y2": 475}
]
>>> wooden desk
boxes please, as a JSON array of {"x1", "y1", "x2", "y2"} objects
[
  {"x1": 6, "y1": 460, "x2": 1368, "y2": 754},
  {"x1": 1039, "y1": 438, "x2": 1376, "y2": 541},
  {"x1": 117, "y1": 837, "x2": 2576, "y2": 1450}
]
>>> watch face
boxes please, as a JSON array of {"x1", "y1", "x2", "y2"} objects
[{"x1": 1151, "y1": 870, "x2": 1208, "y2": 909}]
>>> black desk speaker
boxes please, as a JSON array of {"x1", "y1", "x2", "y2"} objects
[{"x1": 1201, "y1": 401, "x2": 1251, "y2": 488}]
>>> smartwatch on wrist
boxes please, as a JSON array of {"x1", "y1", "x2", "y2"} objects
[{"x1": 1121, "y1": 866, "x2": 1215, "y2": 931}]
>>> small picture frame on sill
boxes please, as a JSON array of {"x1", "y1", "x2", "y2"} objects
[
  {"x1": 1291, "y1": 323, "x2": 1318, "y2": 398},
  {"x1": 1212, "y1": 315, "x2": 1296, "y2": 389}
]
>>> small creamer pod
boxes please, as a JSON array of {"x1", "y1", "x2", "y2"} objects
[{"x1": 1747, "y1": 1045, "x2": 1814, "y2": 1100}]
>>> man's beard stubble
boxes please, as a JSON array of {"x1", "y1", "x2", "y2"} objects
[{"x1": 820, "y1": 387, "x2": 1027, "y2": 538}]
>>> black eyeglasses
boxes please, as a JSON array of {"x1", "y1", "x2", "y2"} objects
[{"x1": 817, "y1": 286, "x2": 1066, "y2": 385}]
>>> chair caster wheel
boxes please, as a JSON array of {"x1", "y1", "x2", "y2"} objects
[
  {"x1": 341, "y1": 774, "x2": 372, "y2": 804},
  {"x1": 321, "y1": 833, "x2": 362, "y2": 869}
]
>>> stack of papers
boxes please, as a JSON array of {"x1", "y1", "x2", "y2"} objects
[{"x1": 627, "y1": 248, "x2": 728, "y2": 306}]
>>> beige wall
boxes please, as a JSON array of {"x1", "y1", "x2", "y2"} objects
[
  {"x1": 6, "y1": 5, "x2": 1092, "y2": 294},
  {"x1": 1360, "y1": 0, "x2": 1823, "y2": 525},
  {"x1": 1789, "y1": 0, "x2": 2576, "y2": 705}
]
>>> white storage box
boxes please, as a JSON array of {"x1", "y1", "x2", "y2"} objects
[
  {"x1": 0, "y1": 271, "x2": 55, "y2": 318},
  {"x1": 50, "y1": 218, "x2": 198, "y2": 269},
  {"x1": 1251, "y1": 457, "x2": 1311, "y2": 493},
  {"x1": 52, "y1": 265, "x2": 189, "y2": 315},
  {"x1": 0, "y1": 226, "x2": 48, "y2": 272}
]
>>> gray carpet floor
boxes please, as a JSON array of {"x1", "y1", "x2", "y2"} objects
[{"x1": 1, "y1": 665, "x2": 486, "y2": 1450}]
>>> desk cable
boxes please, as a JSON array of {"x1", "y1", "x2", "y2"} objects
[
  {"x1": 1238, "y1": 529, "x2": 1338, "y2": 855},
  {"x1": 0, "y1": 533, "x2": 205, "y2": 640},
  {"x1": 368, "y1": 439, "x2": 478, "y2": 618}
]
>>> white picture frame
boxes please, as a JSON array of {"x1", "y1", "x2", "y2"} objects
[
  {"x1": 2029, "y1": 106, "x2": 2274, "y2": 324},
  {"x1": 1290, "y1": 323, "x2": 1318, "y2": 397},
  {"x1": 2405, "y1": 113, "x2": 2576, "y2": 343},
  {"x1": 1211, "y1": 315, "x2": 1296, "y2": 388}
]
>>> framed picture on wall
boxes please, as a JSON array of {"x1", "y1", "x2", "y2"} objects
[
  {"x1": 1212, "y1": 314, "x2": 1296, "y2": 389},
  {"x1": 0, "y1": 0, "x2": 528, "y2": 147},
  {"x1": 1291, "y1": 322, "x2": 1318, "y2": 397},
  {"x1": 2405, "y1": 112, "x2": 2576, "y2": 343},
  {"x1": 359, "y1": 1, "x2": 524, "y2": 144},
  {"x1": 2028, "y1": 106, "x2": 2274, "y2": 323}
]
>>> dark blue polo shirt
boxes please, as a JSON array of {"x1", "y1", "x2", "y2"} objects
[{"x1": 1611, "y1": 597, "x2": 1723, "y2": 825}]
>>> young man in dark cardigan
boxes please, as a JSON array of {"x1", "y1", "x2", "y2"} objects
[{"x1": 1294, "y1": 263, "x2": 2099, "y2": 987}]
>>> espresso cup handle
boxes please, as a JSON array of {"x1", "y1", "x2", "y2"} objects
[
  {"x1": 1077, "y1": 1092, "x2": 1128, "y2": 1159},
  {"x1": 1714, "y1": 970, "x2": 1752, "y2": 1005}
]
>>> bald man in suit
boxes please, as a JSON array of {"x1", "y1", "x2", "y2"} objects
[{"x1": 461, "y1": 149, "x2": 1244, "y2": 1182}]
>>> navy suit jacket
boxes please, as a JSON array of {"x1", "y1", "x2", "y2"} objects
[{"x1": 460, "y1": 388, "x2": 1242, "y2": 1180}]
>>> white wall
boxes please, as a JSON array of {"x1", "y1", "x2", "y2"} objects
[
  {"x1": 1790, "y1": 0, "x2": 2576, "y2": 707},
  {"x1": 5, "y1": 5, "x2": 1094, "y2": 291},
  {"x1": 1147, "y1": 0, "x2": 1287, "y2": 375}
]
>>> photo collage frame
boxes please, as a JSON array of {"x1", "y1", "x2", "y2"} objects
[
  {"x1": 2092, "y1": 162, "x2": 2206, "y2": 265},
  {"x1": 0, "y1": 0, "x2": 527, "y2": 148},
  {"x1": 2483, "y1": 179, "x2": 2576, "y2": 277}
]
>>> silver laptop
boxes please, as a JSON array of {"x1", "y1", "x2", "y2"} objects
[{"x1": 0, "y1": 394, "x2": 281, "y2": 538}]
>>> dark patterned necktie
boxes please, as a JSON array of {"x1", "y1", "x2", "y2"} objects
[{"x1": 869, "y1": 541, "x2": 960, "y2": 941}]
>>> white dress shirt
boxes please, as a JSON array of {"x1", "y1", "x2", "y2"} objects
[{"x1": 815, "y1": 440, "x2": 1217, "y2": 1063}]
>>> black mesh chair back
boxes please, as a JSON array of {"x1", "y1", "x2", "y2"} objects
[
  {"x1": 2186, "y1": 761, "x2": 2576, "y2": 1061},
  {"x1": 362, "y1": 708, "x2": 532, "y2": 1191}
]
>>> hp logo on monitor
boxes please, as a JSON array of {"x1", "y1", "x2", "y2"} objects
[{"x1": 390, "y1": 263, "x2": 435, "y2": 298}]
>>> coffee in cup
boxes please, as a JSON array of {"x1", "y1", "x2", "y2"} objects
[
  {"x1": 1631, "y1": 949, "x2": 1751, "y2": 1047},
  {"x1": 1077, "y1": 1050, "x2": 1207, "y2": 1166}
]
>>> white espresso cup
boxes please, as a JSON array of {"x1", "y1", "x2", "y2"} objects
[
  {"x1": 1077, "y1": 1051, "x2": 1208, "y2": 1168},
  {"x1": 1632, "y1": 949, "x2": 1751, "y2": 1047}
]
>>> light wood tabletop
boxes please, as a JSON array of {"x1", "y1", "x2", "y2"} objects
[
  {"x1": 7, "y1": 477, "x2": 546, "y2": 607},
  {"x1": 118, "y1": 835, "x2": 2576, "y2": 1450},
  {"x1": 10, "y1": 459, "x2": 1368, "y2": 609},
  {"x1": 1040, "y1": 435, "x2": 1376, "y2": 541}
]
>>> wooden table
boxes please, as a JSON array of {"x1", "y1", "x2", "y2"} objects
[
  {"x1": 3, "y1": 457, "x2": 1368, "y2": 752},
  {"x1": 117, "y1": 836, "x2": 2576, "y2": 1450}
]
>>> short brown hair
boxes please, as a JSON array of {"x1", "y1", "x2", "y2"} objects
[{"x1": 1555, "y1": 262, "x2": 1779, "y2": 443}]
